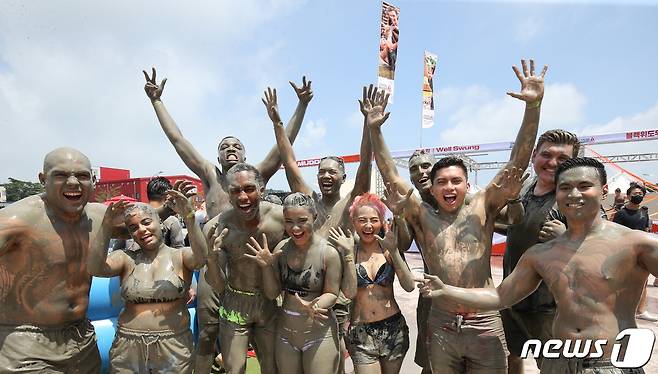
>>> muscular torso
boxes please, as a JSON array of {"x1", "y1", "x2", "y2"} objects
[
  {"x1": 216, "y1": 202, "x2": 285, "y2": 292},
  {"x1": 411, "y1": 192, "x2": 496, "y2": 313},
  {"x1": 313, "y1": 192, "x2": 352, "y2": 238},
  {"x1": 530, "y1": 222, "x2": 647, "y2": 356},
  {"x1": 0, "y1": 196, "x2": 104, "y2": 325},
  {"x1": 203, "y1": 167, "x2": 232, "y2": 219}
]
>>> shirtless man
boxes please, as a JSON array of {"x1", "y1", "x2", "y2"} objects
[
  {"x1": 419, "y1": 157, "x2": 657, "y2": 373},
  {"x1": 203, "y1": 163, "x2": 286, "y2": 374},
  {"x1": 142, "y1": 68, "x2": 313, "y2": 372},
  {"x1": 367, "y1": 59, "x2": 547, "y2": 373},
  {"x1": 262, "y1": 84, "x2": 379, "y2": 370},
  {"x1": 0, "y1": 148, "x2": 108, "y2": 373}
]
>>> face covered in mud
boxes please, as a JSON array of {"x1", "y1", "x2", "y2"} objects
[
  {"x1": 228, "y1": 170, "x2": 264, "y2": 222},
  {"x1": 409, "y1": 153, "x2": 434, "y2": 194},
  {"x1": 430, "y1": 165, "x2": 469, "y2": 214},
  {"x1": 124, "y1": 205, "x2": 164, "y2": 251},
  {"x1": 39, "y1": 148, "x2": 94, "y2": 218},
  {"x1": 317, "y1": 158, "x2": 345, "y2": 197},
  {"x1": 217, "y1": 137, "x2": 246, "y2": 170}
]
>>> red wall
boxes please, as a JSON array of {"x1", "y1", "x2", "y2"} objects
[{"x1": 94, "y1": 175, "x2": 204, "y2": 204}]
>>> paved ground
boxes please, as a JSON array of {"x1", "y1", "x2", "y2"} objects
[{"x1": 345, "y1": 253, "x2": 658, "y2": 373}]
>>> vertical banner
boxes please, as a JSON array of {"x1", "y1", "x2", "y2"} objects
[
  {"x1": 422, "y1": 51, "x2": 437, "y2": 129},
  {"x1": 377, "y1": 2, "x2": 400, "y2": 102}
]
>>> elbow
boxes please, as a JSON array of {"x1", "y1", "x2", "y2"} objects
[
  {"x1": 264, "y1": 288, "x2": 280, "y2": 301},
  {"x1": 342, "y1": 286, "x2": 357, "y2": 300},
  {"x1": 402, "y1": 281, "x2": 416, "y2": 293}
]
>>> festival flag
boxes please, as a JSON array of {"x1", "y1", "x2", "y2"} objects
[
  {"x1": 421, "y1": 51, "x2": 437, "y2": 129},
  {"x1": 377, "y1": 1, "x2": 400, "y2": 102}
]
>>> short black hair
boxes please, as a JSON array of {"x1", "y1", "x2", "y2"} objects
[
  {"x1": 226, "y1": 163, "x2": 263, "y2": 187},
  {"x1": 615, "y1": 188, "x2": 621, "y2": 193},
  {"x1": 429, "y1": 156, "x2": 468, "y2": 183},
  {"x1": 627, "y1": 182, "x2": 646, "y2": 196},
  {"x1": 147, "y1": 176, "x2": 172, "y2": 201},
  {"x1": 555, "y1": 157, "x2": 607, "y2": 186},
  {"x1": 535, "y1": 129, "x2": 581, "y2": 157},
  {"x1": 318, "y1": 156, "x2": 346, "y2": 175}
]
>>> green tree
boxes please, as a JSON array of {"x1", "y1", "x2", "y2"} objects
[{"x1": 1, "y1": 178, "x2": 45, "y2": 202}]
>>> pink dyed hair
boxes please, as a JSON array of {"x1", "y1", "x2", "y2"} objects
[{"x1": 349, "y1": 193, "x2": 388, "y2": 221}]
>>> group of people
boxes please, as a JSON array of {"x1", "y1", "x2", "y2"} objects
[{"x1": 0, "y1": 57, "x2": 657, "y2": 374}]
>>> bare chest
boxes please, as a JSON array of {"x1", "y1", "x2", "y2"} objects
[{"x1": 205, "y1": 180, "x2": 231, "y2": 218}]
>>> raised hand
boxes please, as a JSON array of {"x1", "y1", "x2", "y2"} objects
[
  {"x1": 327, "y1": 227, "x2": 355, "y2": 257},
  {"x1": 363, "y1": 87, "x2": 391, "y2": 129},
  {"x1": 507, "y1": 59, "x2": 548, "y2": 104},
  {"x1": 290, "y1": 76, "x2": 313, "y2": 105},
  {"x1": 492, "y1": 167, "x2": 529, "y2": 201},
  {"x1": 164, "y1": 189, "x2": 195, "y2": 217},
  {"x1": 295, "y1": 294, "x2": 329, "y2": 322},
  {"x1": 538, "y1": 220, "x2": 566, "y2": 242},
  {"x1": 381, "y1": 182, "x2": 414, "y2": 216},
  {"x1": 103, "y1": 200, "x2": 132, "y2": 224},
  {"x1": 143, "y1": 67, "x2": 167, "y2": 102},
  {"x1": 243, "y1": 233, "x2": 281, "y2": 268},
  {"x1": 261, "y1": 87, "x2": 282, "y2": 124},
  {"x1": 418, "y1": 273, "x2": 446, "y2": 298},
  {"x1": 209, "y1": 228, "x2": 229, "y2": 268},
  {"x1": 358, "y1": 84, "x2": 382, "y2": 116},
  {"x1": 375, "y1": 224, "x2": 398, "y2": 255}
]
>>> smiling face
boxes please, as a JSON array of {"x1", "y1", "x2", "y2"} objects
[
  {"x1": 409, "y1": 154, "x2": 434, "y2": 194},
  {"x1": 317, "y1": 158, "x2": 345, "y2": 197},
  {"x1": 39, "y1": 148, "x2": 93, "y2": 218},
  {"x1": 217, "y1": 137, "x2": 246, "y2": 170},
  {"x1": 532, "y1": 142, "x2": 574, "y2": 188},
  {"x1": 556, "y1": 166, "x2": 607, "y2": 222},
  {"x1": 228, "y1": 170, "x2": 263, "y2": 222},
  {"x1": 352, "y1": 205, "x2": 383, "y2": 245},
  {"x1": 430, "y1": 166, "x2": 469, "y2": 213},
  {"x1": 283, "y1": 206, "x2": 315, "y2": 248},
  {"x1": 125, "y1": 207, "x2": 163, "y2": 251}
]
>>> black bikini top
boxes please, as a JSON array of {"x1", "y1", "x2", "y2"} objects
[
  {"x1": 355, "y1": 244, "x2": 395, "y2": 288},
  {"x1": 121, "y1": 266, "x2": 188, "y2": 304},
  {"x1": 280, "y1": 240, "x2": 327, "y2": 297}
]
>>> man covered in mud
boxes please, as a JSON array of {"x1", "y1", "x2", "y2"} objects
[
  {"x1": 419, "y1": 157, "x2": 656, "y2": 374},
  {"x1": 0, "y1": 148, "x2": 110, "y2": 372},
  {"x1": 203, "y1": 163, "x2": 286, "y2": 374},
  {"x1": 142, "y1": 68, "x2": 313, "y2": 372},
  {"x1": 368, "y1": 59, "x2": 548, "y2": 373}
]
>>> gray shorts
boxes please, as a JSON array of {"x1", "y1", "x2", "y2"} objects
[
  {"x1": 540, "y1": 358, "x2": 645, "y2": 374},
  {"x1": 0, "y1": 319, "x2": 101, "y2": 374},
  {"x1": 345, "y1": 312, "x2": 409, "y2": 365},
  {"x1": 501, "y1": 307, "x2": 555, "y2": 364},
  {"x1": 428, "y1": 309, "x2": 509, "y2": 374},
  {"x1": 109, "y1": 325, "x2": 194, "y2": 374}
]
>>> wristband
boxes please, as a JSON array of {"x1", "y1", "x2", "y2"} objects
[{"x1": 343, "y1": 254, "x2": 354, "y2": 263}]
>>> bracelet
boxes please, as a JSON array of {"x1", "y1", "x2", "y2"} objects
[
  {"x1": 343, "y1": 254, "x2": 354, "y2": 263},
  {"x1": 527, "y1": 100, "x2": 541, "y2": 109}
]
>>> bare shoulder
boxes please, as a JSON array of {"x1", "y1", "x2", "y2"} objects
[
  {"x1": 322, "y1": 239, "x2": 340, "y2": 261},
  {"x1": 84, "y1": 202, "x2": 108, "y2": 220},
  {"x1": 0, "y1": 195, "x2": 45, "y2": 221},
  {"x1": 261, "y1": 201, "x2": 283, "y2": 219},
  {"x1": 524, "y1": 240, "x2": 554, "y2": 261}
]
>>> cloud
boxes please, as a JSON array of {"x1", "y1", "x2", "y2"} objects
[
  {"x1": 436, "y1": 83, "x2": 587, "y2": 145},
  {"x1": 298, "y1": 119, "x2": 327, "y2": 150},
  {"x1": 515, "y1": 17, "x2": 544, "y2": 44},
  {"x1": 0, "y1": 1, "x2": 303, "y2": 182}
]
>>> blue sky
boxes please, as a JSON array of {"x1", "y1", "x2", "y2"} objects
[{"x1": 1, "y1": 0, "x2": 657, "y2": 190}]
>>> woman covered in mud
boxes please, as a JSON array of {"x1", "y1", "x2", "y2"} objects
[
  {"x1": 329, "y1": 193, "x2": 416, "y2": 374},
  {"x1": 88, "y1": 189, "x2": 207, "y2": 373},
  {"x1": 242, "y1": 192, "x2": 342, "y2": 374}
]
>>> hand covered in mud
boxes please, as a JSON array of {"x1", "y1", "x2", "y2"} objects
[
  {"x1": 362, "y1": 86, "x2": 390, "y2": 129},
  {"x1": 327, "y1": 227, "x2": 355, "y2": 258},
  {"x1": 164, "y1": 189, "x2": 195, "y2": 218},
  {"x1": 209, "y1": 228, "x2": 229, "y2": 266},
  {"x1": 538, "y1": 219, "x2": 566, "y2": 242},
  {"x1": 295, "y1": 294, "x2": 329, "y2": 322},
  {"x1": 382, "y1": 182, "x2": 414, "y2": 216},
  {"x1": 103, "y1": 200, "x2": 132, "y2": 227},
  {"x1": 375, "y1": 224, "x2": 398, "y2": 256},
  {"x1": 243, "y1": 234, "x2": 281, "y2": 268},
  {"x1": 418, "y1": 273, "x2": 446, "y2": 298},
  {"x1": 492, "y1": 167, "x2": 529, "y2": 201},
  {"x1": 262, "y1": 87, "x2": 282, "y2": 125},
  {"x1": 507, "y1": 59, "x2": 548, "y2": 104},
  {"x1": 143, "y1": 67, "x2": 167, "y2": 102},
  {"x1": 290, "y1": 76, "x2": 313, "y2": 105}
]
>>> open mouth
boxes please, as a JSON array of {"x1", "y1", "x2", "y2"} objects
[
  {"x1": 226, "y1": 154, "x2": 239, "y2": 162},
  {"x1": 443, "y1": 194, "x2": 457, "y2": 205},
  {"x1": 63, "y1": 191, "x2": 82, "y2": 201},
  {"x1": 566, "y1": 202, "x2": 584, "y2": 208},
  {"x1": 320, "y1": 181, "x2": 334, "y2": 190},
  {"x1": 543, "y1": 167, "x2": 556, "y2": 175},
  {"x1": 291, "y1": 232, "x2": 305, "y2": 240},
  {"x1": 140, "y1": 233, "x2": 155, "y2": 245},
  {"x1": 417, "y1": 176, "x2": 430, "y2": 185},
  {"x1": 238, "y1": 202, "x2": 253, "y2": 214}
]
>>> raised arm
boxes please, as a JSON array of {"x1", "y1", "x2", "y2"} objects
[
  {"x1": 166, "y1": 189, "x2": 208, "y2": 270},
  {"x1": 257, "y1": 77, "x2": 314, "y2": 185},
  {"x1": 349, "y1": 85, "x2": 380, "y2": 201},
  {"x1": 327, "y1": 227, "x2": 357, "y2": 299},
  {"x1": 205, "y1": 226, "x2": 229, "y2": 293},
  {"x1": 486, "y1": 59, "x2": 547, "y2": 213},
  {"x1": 378, "y1": 222, "x2": 416, "y2": 292},
  {"x1": 419, "y1": 249, "x2": 543, "y2": 310},
  {"x1": 143, "y1": 68, "x2": 215, "y2": 184},
  {"x1": 262, "y1": 87, "x2": 313, "y2": 195},
  {"x1": 88, "y1": 201, "x2": 130, "y2": 277},
  {"x1": 243, "y1": 234, "x2": 283, "y2": 301}
]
